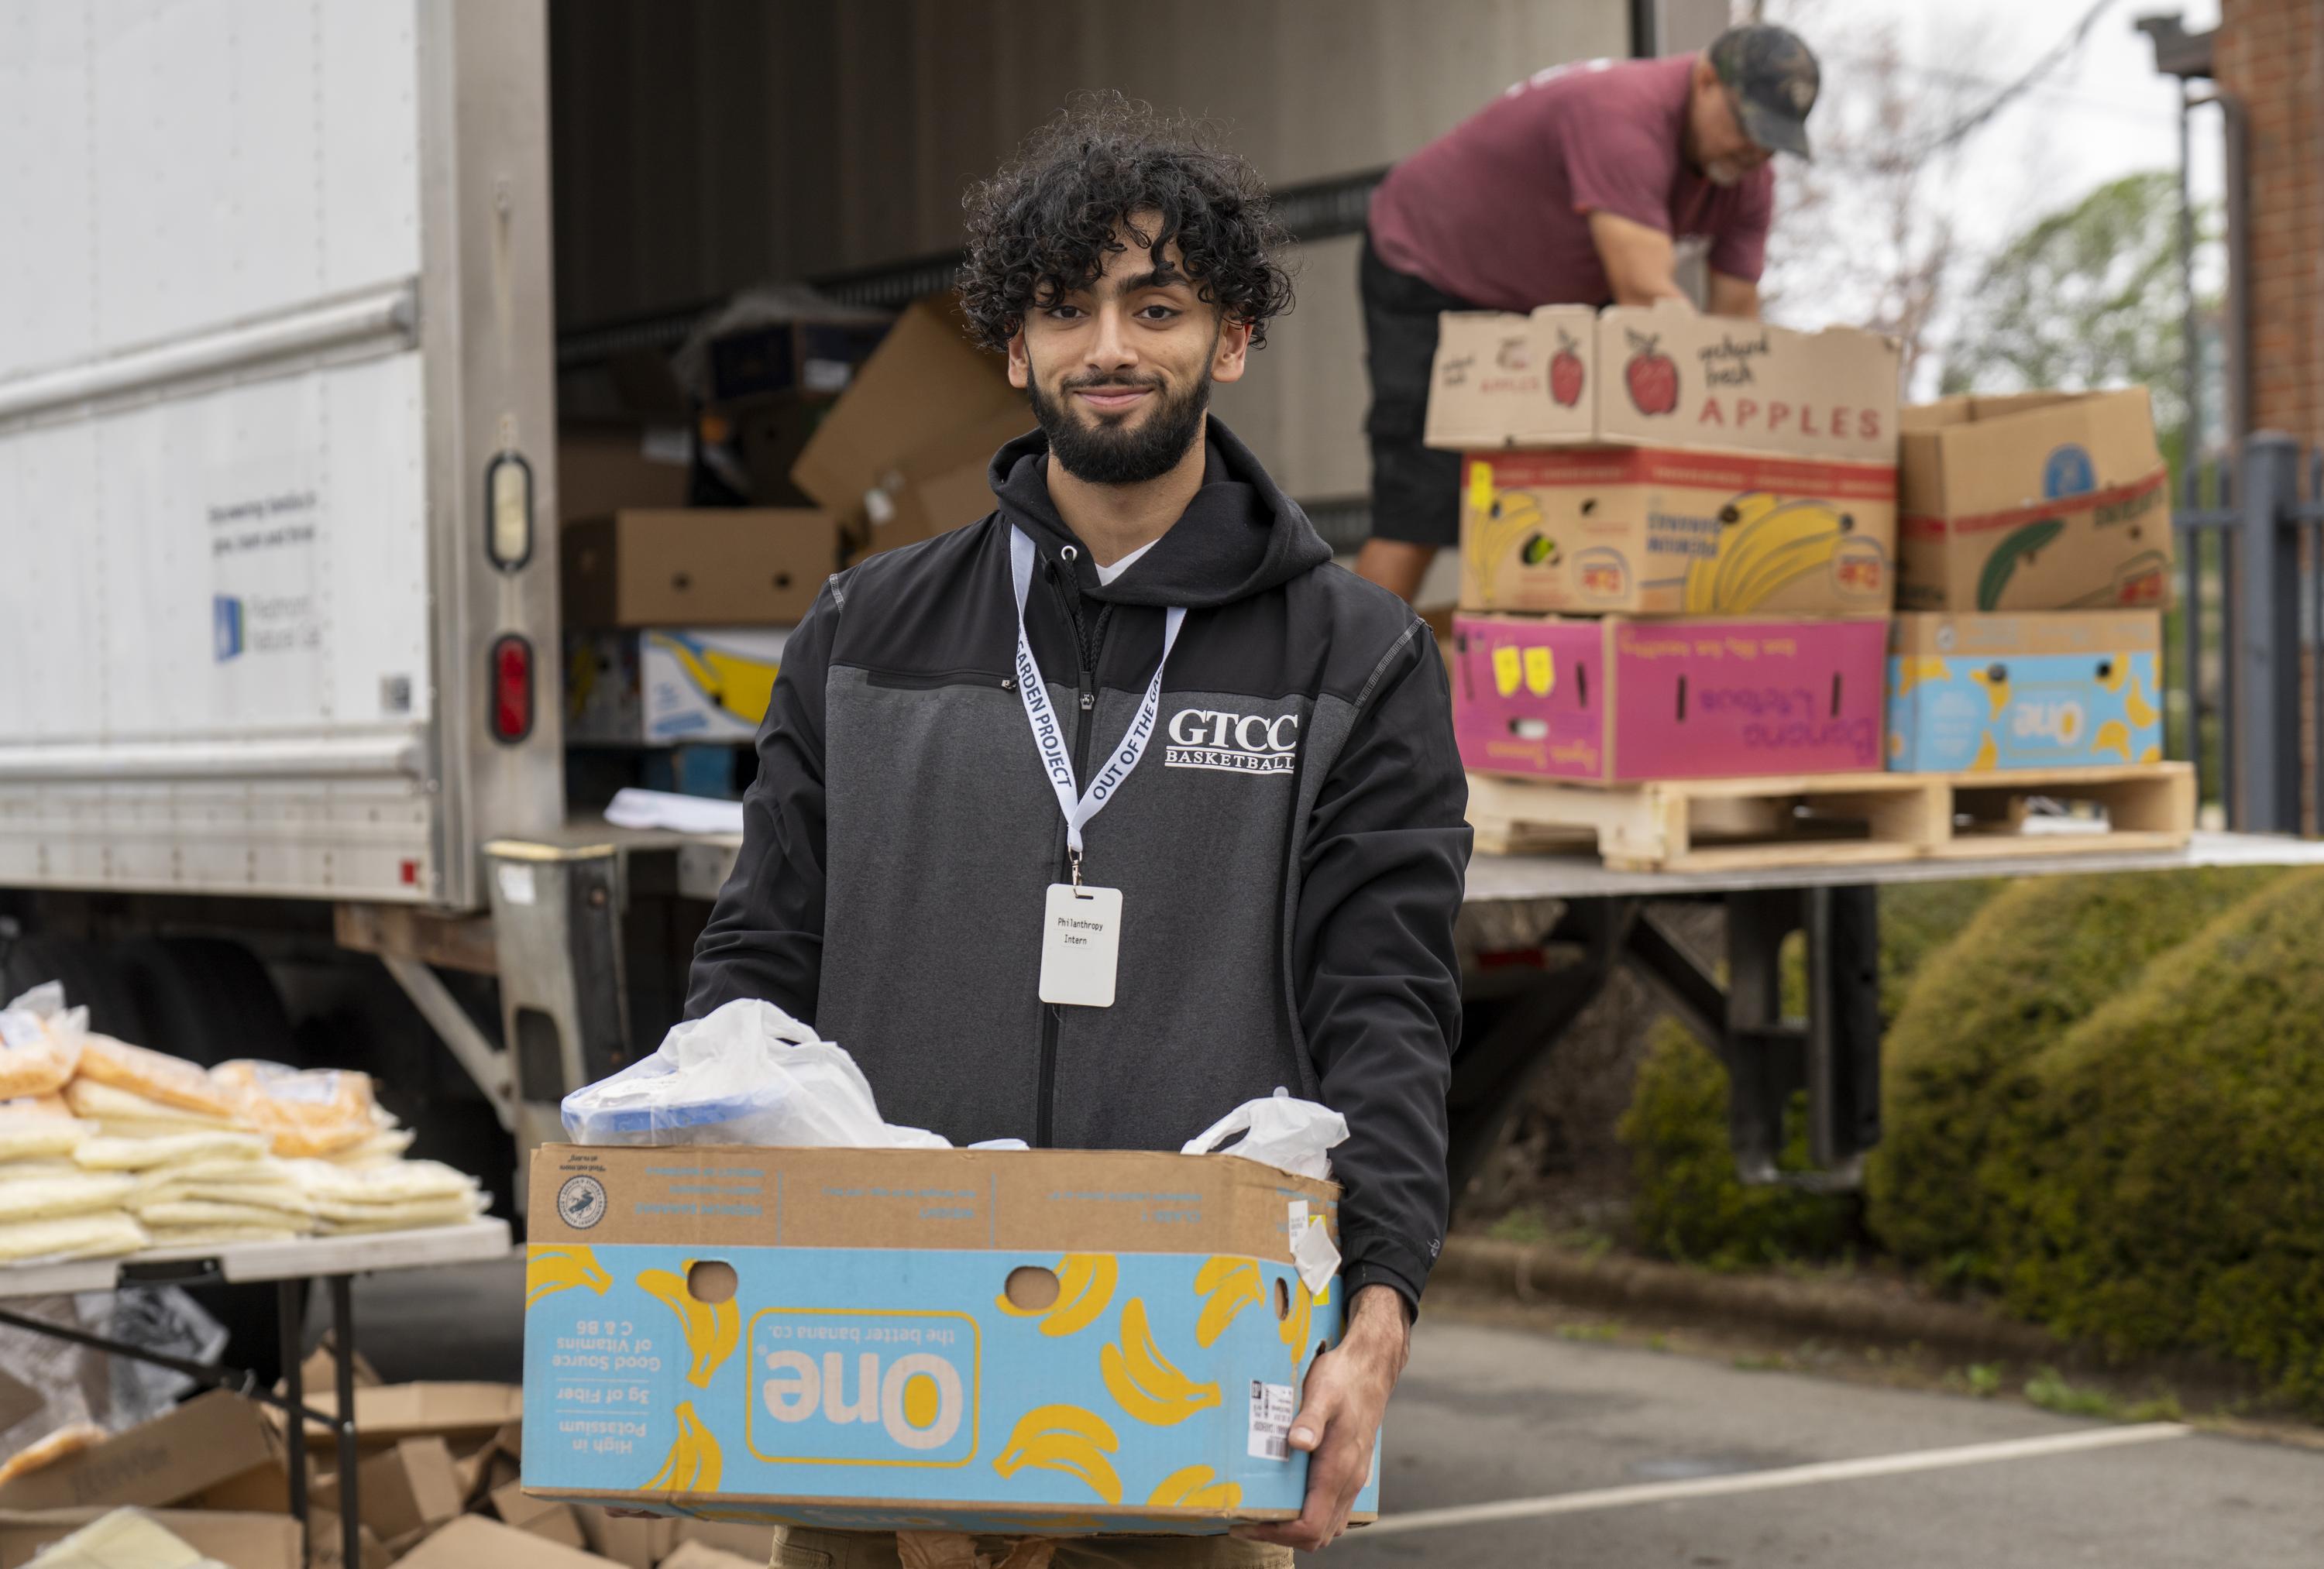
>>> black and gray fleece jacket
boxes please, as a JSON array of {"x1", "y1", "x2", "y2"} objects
[{"x1": 687, "y1": 416, "x2": 1470, "y2": 1308}]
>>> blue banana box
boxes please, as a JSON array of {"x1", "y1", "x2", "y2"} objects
[
  {"x1": 521, "y1": 1145, "x2": 1377, "y2": 1535},
  {"x1": 1887, "y1": 611, "x2": 2163, "y2": 772}
]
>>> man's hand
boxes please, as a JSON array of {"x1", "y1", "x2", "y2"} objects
[{"x1": 1231, "y1": 1282, "x2": 1411, "y2": 1551}]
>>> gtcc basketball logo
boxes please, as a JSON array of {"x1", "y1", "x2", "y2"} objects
[{"x1": 1164, "y1": 709, "x2": 1300, "y2": 776}]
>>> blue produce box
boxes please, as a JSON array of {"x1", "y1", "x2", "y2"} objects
[
  {"x1": 1887, "y1": 612, "x2": 2162, "y2": 771},
  {"x1": 521, "y1": 1145, "x2": 1376, "y2": 1536}
]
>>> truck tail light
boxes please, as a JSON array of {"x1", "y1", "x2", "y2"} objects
[{"x1": 490, "y1": 633, "x2": 533, "y2": 742}]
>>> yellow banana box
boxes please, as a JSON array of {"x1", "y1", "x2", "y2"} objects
[
  {"x1": 521, "y1": 1145, "x2": 1374, "y2": 1536},
  {"x1": 566, "y1": 628, "x2": 789, "y2": 744},
  {"x1": 1457, "y1": 447, "x2": 1898, "y2": 616},
  {"x1": 1887, "y1": 613, "x2": 2164, "y2": 772}
]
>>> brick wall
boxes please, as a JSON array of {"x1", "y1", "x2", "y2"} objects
[{"x1": 2216, "y1": 0, "x2": 2324, "y2": 445}]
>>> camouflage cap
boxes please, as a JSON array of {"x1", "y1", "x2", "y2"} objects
[{"x1": 1709, "y1": 22, "x2": 1820, "y2": 160}]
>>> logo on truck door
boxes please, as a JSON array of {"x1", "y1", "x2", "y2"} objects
[{"x1": 1164, "y1": 709, "x2": 1300, "y2": 775}]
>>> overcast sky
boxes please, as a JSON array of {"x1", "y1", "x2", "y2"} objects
[{"x1": 1760, "y1": 0, "x2": 2222, "y2": 388}]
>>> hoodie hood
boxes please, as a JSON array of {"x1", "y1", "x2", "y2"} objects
[{"x1": 988, "y1": 415, "x2": 1332, "y2": 609}]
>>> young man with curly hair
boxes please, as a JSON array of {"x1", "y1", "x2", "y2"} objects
[{"x1": 689, "y1": 93, "x2": 1467, "y2": 1565}]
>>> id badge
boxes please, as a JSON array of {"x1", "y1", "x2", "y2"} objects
[{"x1": 1039, "y1": 883, "x2": 1124, "y2": 1008}]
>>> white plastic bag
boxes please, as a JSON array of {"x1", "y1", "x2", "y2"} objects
[
  {"x1": 561, "y1": 998, "x2": 893, "y2": 1148},
  {"x1": 1181, "y1": 1088, "x2": 1349, "y2": 1180}
]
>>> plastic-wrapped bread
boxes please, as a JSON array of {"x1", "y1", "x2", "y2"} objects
[
  {"x1": 285, "y1": 1158, "x2": 478, "y2": 1206},
  {"x1": 0, "y1": 1172, "x2": 136, "y2": 1224},
  {"x1": 0, "y1": 1210, "x2": 148, "y2": 1263},
  {"x1": 72, "y1": 1131, "x2": 270, "y2": 1172},
  {"x1": 74, "y1": 1035, "x2": 237, "y2": 1119},
  {"x1": 324, "y1": 1128, "x2": 415, "y2": 1166},
  {"x1": 313, "y1": 1194, "x2": 484, "y2": 1233},
  {"x1": 129, "y1": 1197, "x2": 318, "y2": 1234},
  {"x1": 139, "y1": 1223, "x2": 304, "y2": 1250},
  {"x1": 0, "y1": 1001, "x2": 80, "y2": 1102},
  {"x1": 210, "y1": 1061, "x2": 377, "y2": 1158},
  {"x1": 0, "y1": 1113, "x2": 89, "y2": 1165},
  {"x1": 62, "y1": 1078, "x2": 244, "y2": 1134}
]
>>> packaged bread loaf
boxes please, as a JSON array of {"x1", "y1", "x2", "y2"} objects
[
  {"x1": 74, "y1": 1035, "x2": 236, "y2": 1119},
  {"x1": 0, "y1": 988, "x2": 82, "y2": 1101},
  {"x1": 211, "y1": 1060, "x2": 378, "y2": 1158}
]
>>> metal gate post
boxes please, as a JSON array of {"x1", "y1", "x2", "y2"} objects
[{"x1": 2236, "y1": 432, "x2": 2303, "y2": 831}]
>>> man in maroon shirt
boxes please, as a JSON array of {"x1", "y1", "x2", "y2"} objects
[{"x1": 1353, "y1": 23, "x2": 1821, "y2": 602}]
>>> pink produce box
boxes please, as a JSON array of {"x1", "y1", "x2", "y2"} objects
[{"x1": 1452, "y1": 614, "x2": 1888, "y2": 783}]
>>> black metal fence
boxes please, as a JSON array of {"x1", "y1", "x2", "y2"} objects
[{"x1": 2172, "y1": 431, "x2": 2324, "y2": 832}]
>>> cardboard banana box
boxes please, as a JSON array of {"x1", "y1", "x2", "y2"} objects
[
  {"x1": 1887, "y1": 612, "x2": 2164, "y2": 772},
  {"x1": 565, "y1": 627, "x2": 789, "y2": 745},
  {"x1": 521, "y1": 1145, "x2": 1374, "y2": 1535},
  {"x1": 1896, "y1": 389, "x2": 2172, "y2": 613},
  {"x1": 1456, "y1": 447, "x2": 1897, "y2": 616},
  {"x1": 1452, "y1": 613, "x2": 1889, "y2": 782}
]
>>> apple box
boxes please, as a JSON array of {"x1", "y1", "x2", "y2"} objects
[
  {"x1": 1888, "y1": 612, "x2": 2164, "y2": 772},
  {"x1": 520, "y1": 1145, "x2": 1376, "y2": 1536},
  {"x1": 1456, "y1": 447, "x2": 1896, "y2": 616},
  {"x1": 1896, "y1": 389, "x2": 2173, "y2": 613},
  {"x1": 1451, "y1": 613, "x2": 1888, "y2": 783},
  {"x1": 1425, "y1": 301, "x2": 1901, "y2": 466}
]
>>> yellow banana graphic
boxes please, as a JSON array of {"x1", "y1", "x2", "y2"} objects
[
  {"x1": 1148, "y1": 1464, "x2": 1243, "y2": 1510},
  {"x1": 2092, "y1": 719, "x2": 2133, "y2": 760},
  {"x1": 526, "y1": 1245, "x2": 610, "y2": 1310},
  {"x1": 645, "y1": 1402, "x2": 723, "y2": 1492},
  {"x1": 650, "y1": 635, "x2": 781, "y2": 726},
  {"x1": 995, "y1": 1254, "x2": 1118, "y2": 1337},
  {"x1": 2123, "y1": 673, "x2": 2160, "y2": 730},
  {"x1": 1279, "y1": 1273, "x2": 1316, "y2": 1371},
  {"x1": 2139, "y1": 743, "x2": 2162, "y2": 764},
  {"x1": 638, "y1": 1265, "x2": 741, "y2": 1388},
  {"x1": 994, "y1": 1404, "x2": 1122, "y2": 1504},
  {"x1": 1689, "y1": 495, "x2": 1842, "y2": 612},
  {"x1": 1490, "y1": 644, "x2": 1522, "y2": 697},
  {"x1": 1101, "y1": 1299, "x2": 1221, "y2": 1427},
  {"x1": 1972, "y1": 732, "x2": 1999, "y2": 771},
  {"x1": 1193, "y1": 1256, "x2": 1262, "y2": 1348},
  {"x1": 1967, "y1": 665, "x2": 2010, "y2": 720},
  {"x1": 1894, "y1": 657, "x2": 1949, "y2": 698}
]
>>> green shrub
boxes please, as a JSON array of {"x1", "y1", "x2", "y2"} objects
[
  {"x1": 1993, "y1": 869, "x2": 2324, "y2": 1404},
  {"x1": 1876, "y1": 880, "x2": 2008, "y2": 1019},
  {"x1": 1618, "y1": 1020, "x2": 1855, "y2": 1269},
  {"x1": 1865, "y1": 867, "x2": 2285, "y2": 1281}
]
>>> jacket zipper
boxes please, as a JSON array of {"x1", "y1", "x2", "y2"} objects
[{"x1": 1036, "y1": 565, "x2": 1106, "y2": 1148}]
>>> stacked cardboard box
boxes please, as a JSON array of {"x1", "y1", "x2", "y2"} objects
[
  {"x1": 1428, "y1": 302, "x2": 1901, "y2": 783},
  {"x1": 1888, "y1": 389, "x2": 2171, "y2": 771}
]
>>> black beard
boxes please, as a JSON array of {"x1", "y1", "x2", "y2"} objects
[{"x1": 1026, "y1": 362, "x2": 1213, "y2": 486}]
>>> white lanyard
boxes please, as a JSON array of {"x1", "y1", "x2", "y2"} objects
[{"x1": 1009, "y1": 527, "x2": 1184, "y2": 881}]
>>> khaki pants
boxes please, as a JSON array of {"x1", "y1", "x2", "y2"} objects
[{"x1": 770, "y1": 1526, "x2": 1294, "y2": 1569}]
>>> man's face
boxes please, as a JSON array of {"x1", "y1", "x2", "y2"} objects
[
  {"x1": 1008, "y1": 218, "x2": 1252, "y2": 485},
  {"x1": 1689, "y1": 70, "x2": 1773, "y2": 187}
]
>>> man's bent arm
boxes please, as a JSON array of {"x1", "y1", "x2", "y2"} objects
[
  {"x1": 685, "y1": 579, "x2": 840, "y2": 1021},
  {"x1": 1708, "y1": 269, "x2": 1761, "y2": 319},
  {"x1": 1293, "y1": 624, "x2": 1469, "y2": 1313},
  {"x1": 1587, "y1": 210, "x2": 1693, "y2": 309}
]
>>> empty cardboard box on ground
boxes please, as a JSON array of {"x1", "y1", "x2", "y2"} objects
[
  {"x1": 0, "y1": 1391, "x2": 284, "y2": 1515},
  {"x1": 1888, "y1": 612, "x2": 2164, "y2": 772},
  {"x1": 522, "y1": 1145, "x2": 1371, "y2": 1533},
  {"x1": 1428, "y1": 304, "x2": 1901, "y2": 615},
  {"x1": 1452, "y1": 613, "x2": 1889, "y2": 782},
  {"x1": 1896, "y1": 388, "x2": 2171, "y2": 612},
  {"x1": 0, "y1": 1508, "x2": 303, "y2": 1569},
  {"x1": 562, "y1": 510, "x2": 837, "y2": 630}
]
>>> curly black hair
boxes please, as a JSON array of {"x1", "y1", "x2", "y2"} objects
[{"x1": 957, "y1": 91, "x2": 1296, "y2": 354}]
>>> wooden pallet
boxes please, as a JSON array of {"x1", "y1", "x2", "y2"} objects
[{"x1": 1466, "y1": 763, "x2": 2195, "y2": 874}]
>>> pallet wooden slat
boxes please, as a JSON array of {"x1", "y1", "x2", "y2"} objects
[{"x1": 1466, "y1": 764, "x2": 2195, "y2": 874}]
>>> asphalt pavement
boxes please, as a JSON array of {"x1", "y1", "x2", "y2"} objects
[{"x1": 352, "y1": 1255, "x2": 2324, "y2": 1566}]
